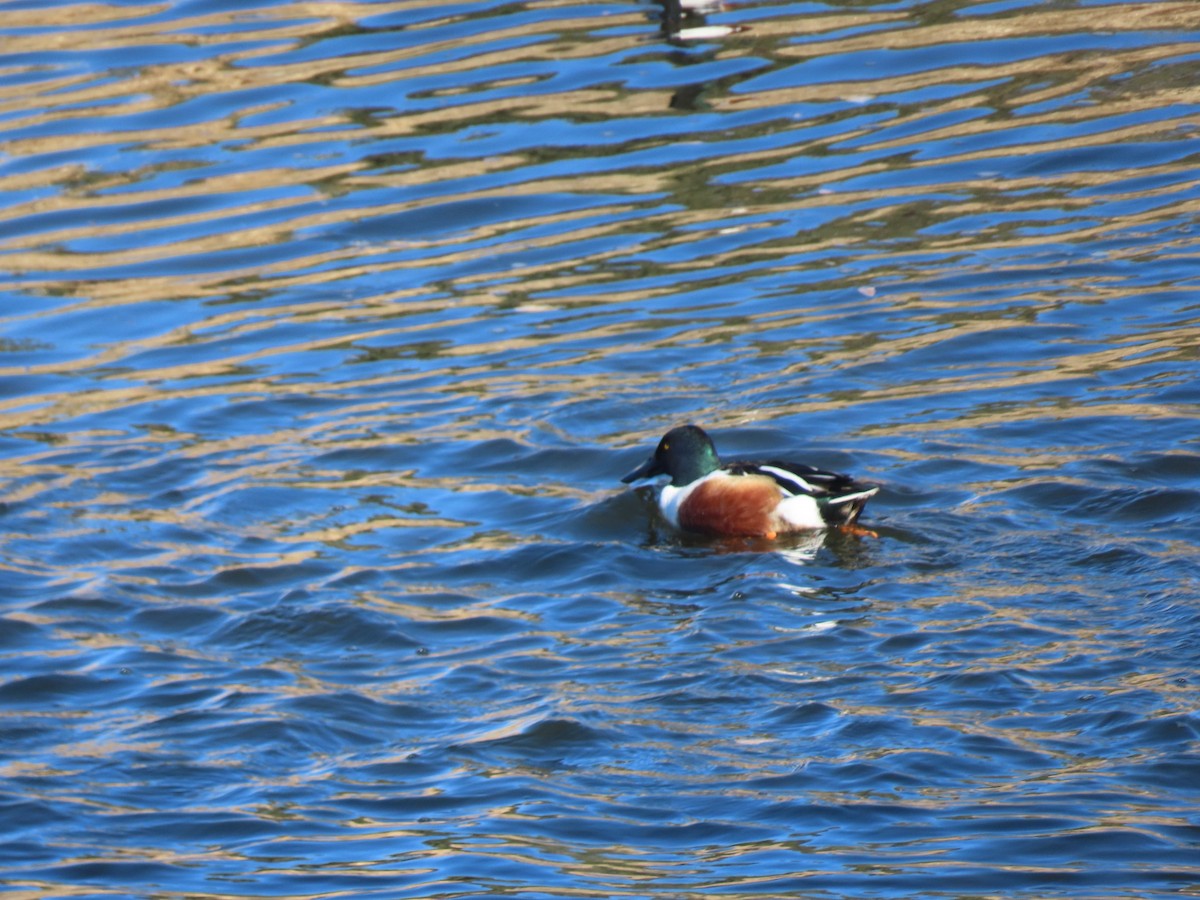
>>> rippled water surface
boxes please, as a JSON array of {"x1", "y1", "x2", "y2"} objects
[{"x1": 2, "y1": 0, "x2": 1200, "y2": 896}]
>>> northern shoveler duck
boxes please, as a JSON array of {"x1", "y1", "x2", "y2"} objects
[{"x1": 621, "y1": 424, "x2": 879, "y2": 539}]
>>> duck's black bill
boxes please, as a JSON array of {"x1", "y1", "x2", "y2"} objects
[{"x1": 621, "y1": 455, "x2": 662, "y2": 483}]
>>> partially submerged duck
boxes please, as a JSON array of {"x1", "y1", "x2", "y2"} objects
[{"x1": 658, "y1": 0, "x2": 743, "y2": 40}]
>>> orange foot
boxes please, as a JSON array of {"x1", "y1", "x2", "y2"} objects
[{"x1": 836, "y1": 523, "x2": 878, "y2": 539}]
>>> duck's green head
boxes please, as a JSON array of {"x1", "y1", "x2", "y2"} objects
[{"x1": 621, "y1": 424, "x2": 722, "y2": 488}]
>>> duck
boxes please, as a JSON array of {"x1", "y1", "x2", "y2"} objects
[{"x1": 621, "y1": 424, "x2": 879, "y2": 539}]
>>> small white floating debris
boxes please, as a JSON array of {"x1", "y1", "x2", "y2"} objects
[
  {"x1": 770, "y1": 619, "x2": 839, "y2": 635},
  {"x1": 858, "y1": 286, "x2": 877, "y2": 298},
  {"x1": 804, "y1": 619, "x2": 838, "y2": 633},
  {"x1": 781, "y1": 582, "x2": 817, "y2": 596},
  {"x1": 672, "y1": 24, "x2": 745, "y2": 39}
]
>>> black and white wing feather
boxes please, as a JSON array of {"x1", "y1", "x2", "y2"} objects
[{"x1": 728, "y1": 459, "x2": 879, "y2": 525}]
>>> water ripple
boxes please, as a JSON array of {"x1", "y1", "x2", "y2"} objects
[{"x1": 2, "y1": 0, "x2": 1200, "y2": 897}]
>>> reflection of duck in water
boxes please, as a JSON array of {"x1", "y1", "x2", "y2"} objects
[
  {"x1": 622, "y1": 425, "x2": 880, "y2": 539},
  {"x1": 658, "y1": 0, "x2": 744, "y2": 40}
]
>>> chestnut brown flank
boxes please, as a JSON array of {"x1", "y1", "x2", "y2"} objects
[{"x1": 678, "y1": 475, "x2": 783, "y2": 538}]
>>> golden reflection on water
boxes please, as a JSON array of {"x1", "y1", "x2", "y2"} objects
[
  {"x1": 5, "y1": 0, "x2": 1197, "y2": 295},
  {"x1": 1, "y1": 0, "x2": 1196, "y2": 520},
  {"x1": 0, "y1": 15, "x2": 1195, "y2": 899}
]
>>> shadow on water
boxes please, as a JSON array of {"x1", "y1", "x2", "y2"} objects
[{"x1": 1, "y1": 0, "x2": 1199, "y2": 896}]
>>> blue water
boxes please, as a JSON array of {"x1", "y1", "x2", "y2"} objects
[{"x1": 1, "y1": 0, "x2": 1199, "y2": 897}]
